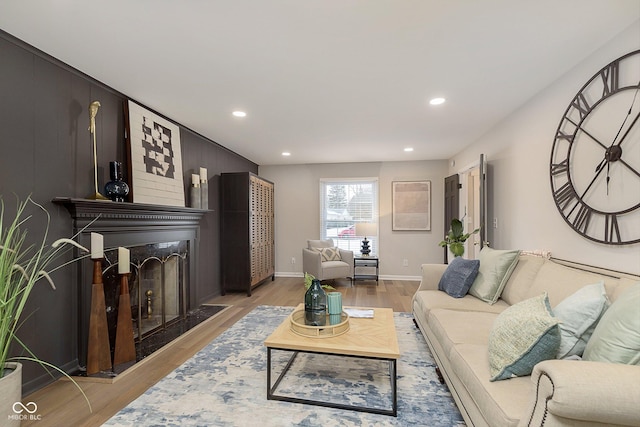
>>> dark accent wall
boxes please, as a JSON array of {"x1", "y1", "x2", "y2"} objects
[{"x1": 0, "y1": 30, "x2": 257, "y2": 394}]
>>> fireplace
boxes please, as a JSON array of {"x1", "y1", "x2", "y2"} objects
[
  {"x1": 102, "y1": 241, "x2": 188, "y2": 350},
  {"x1": 54, "y1": 198, "x2": 206, "y2": 371}
]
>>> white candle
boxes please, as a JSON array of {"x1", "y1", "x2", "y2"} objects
[
  {"x1": 192, "y1": 173, "x2": 200, "y2": 186},
  {"x1": 118, "y1": 247, "x2": 130, "y2": 274},
  {"x1": 200, "y1": 167, "x2": 207, "y2": 183},
  {"x1": 90, "y1": 233, "x2": 103, "y2": 259}
]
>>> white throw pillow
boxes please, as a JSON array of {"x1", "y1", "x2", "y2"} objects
[
  {"x1": 313, "y1": 247, "x2": 342, "y2": 262},
  {"x1": 553, "y1": 281, "x2": 609, "y2": 359},
  {"x1": 583, "y1": 283, "x2": 640, "y2": 365}
]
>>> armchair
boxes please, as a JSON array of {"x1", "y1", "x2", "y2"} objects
[{"x1": 302, "y1": 239, "x2": 354, "y2": 282}]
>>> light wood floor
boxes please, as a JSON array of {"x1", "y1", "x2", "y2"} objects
[{"x1": 22, "y1": 276, "x2": 418, "y2": 427}]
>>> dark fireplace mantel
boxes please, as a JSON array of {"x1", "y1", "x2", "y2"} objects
[
  {"x1": 53, "y1": 197, "x2": 209, "y2": 372},
  {"x1": 53, "y1": 197, "x2": 208, "y2": 229}
]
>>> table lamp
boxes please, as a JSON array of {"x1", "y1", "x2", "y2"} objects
[{"x1": 355, "y1": 223, "x2": 376, "y2": 256}]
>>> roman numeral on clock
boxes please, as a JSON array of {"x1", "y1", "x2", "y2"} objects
[
  {"x1": 554, "y1": 181, "x2": 578, "y2": 210},
  {"x1": 604, "y1": 214, "x2": 621, "y2": 244},
  {"x1": 572, "y1": 204, "x2": 592, "y2": 234},
  {"x1": 600, "y1": 61, "x2": 619, "y2": 97},
  {"x1": 555, "y1": 129, "x2": 574, "y2": 143},
  {"x1": 551, "y1": 159, "x2": 569, "y2": 176},
  {"x1": 571, "y1": 94, "x2": 591, "y2": 120}
]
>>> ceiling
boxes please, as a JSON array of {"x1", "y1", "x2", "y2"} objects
[{"x1": 1, "y1": 1, "x2": 639, "y2": 166}]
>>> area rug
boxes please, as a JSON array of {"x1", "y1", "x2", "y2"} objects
[{"x1": 104, "y1": 305, "x2": 465, "y2": 426}]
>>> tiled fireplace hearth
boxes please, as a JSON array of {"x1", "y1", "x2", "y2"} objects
[{"x1": 54, "y1": 198, "x2": 207, "y2": 373}]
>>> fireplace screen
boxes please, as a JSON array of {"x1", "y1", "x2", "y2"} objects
[{"x1": 103, "y1": 241, "x2": 188, "y2": 354}]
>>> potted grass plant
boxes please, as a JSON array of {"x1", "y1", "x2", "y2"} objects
[{"x1": 0, "y1": 196, "x2": 91, "y2": 423}]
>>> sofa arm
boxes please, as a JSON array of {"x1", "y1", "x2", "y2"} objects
[
  {"x1": 416, "y1": 264, "x2": 447, "y2": 292},
  {"x1": 520, "y1": 359, "x2": 640, "y2": 427}
]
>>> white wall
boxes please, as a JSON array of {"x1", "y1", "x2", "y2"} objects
[
  {"x1": 260, "y1": 21, "x2": 639, "y2": 278},
  {"x1": 450, "y1": 21, "x2": 640, "y2": 274},
  {"x1": 259, "y1": 160, "x2": 449, "y2": 279}
]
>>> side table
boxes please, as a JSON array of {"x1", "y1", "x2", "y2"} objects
[{"x1": 352, "y1": 256, "x2": 379, "y2": 285}]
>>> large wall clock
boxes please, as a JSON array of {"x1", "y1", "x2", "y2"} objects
[{"x1": 550, "y1": 50, "x2": 640, "y2": 245}]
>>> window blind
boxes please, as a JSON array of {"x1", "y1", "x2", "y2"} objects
[{"x1": 320, "y1": 178, "x2": 379, "y2": 255}]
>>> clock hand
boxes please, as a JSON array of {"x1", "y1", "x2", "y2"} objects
[
  {"x1": 606, "y1": 159, "x2": 611, "y2": 195},
  {"x1": 568, "y1": 161, "x2": 607, "y2": 218},
  {"x1": 612, "y1": 108, "x2": 640, "y2": 148},
  {"x1": 604, "y1": 92, "x2": 640, "y2": 191},
  {"x1": 609, "y1": 104, "x2": 634, "y2": 148},
  {"x1": 596, "y1": 84, "x2": 640, "y2": 179},
  {"x1": 619, "y1": 158, "x2": 640, "y2": 179}
]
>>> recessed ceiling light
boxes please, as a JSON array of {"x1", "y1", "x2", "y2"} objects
[
  {"x1": 404, "y1": 147, "x2": 414, "y2": 152},
  {"x1": 429, "y1": 97, "x2": 446, "y2": 106},
  {"x1": 282, "y1": 152, "x2": 291, "y2": 156},
  {"x1": 232, "y1": 111, "x2": 247, "y2": 117}
]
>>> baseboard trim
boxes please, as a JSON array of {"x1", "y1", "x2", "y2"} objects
[{"x1": 275, "y1": 272, "x2": 421, "y2": 281}]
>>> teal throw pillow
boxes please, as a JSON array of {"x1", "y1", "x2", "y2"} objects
[
  {"x1": 469, "y1": 247, "x2": 520, "y2": 304},
  {"x1": 438, "y1": 257, "x2": 480, "y2": 298},
  {"x1": 583, "y1": 283, "x2": 640, "y2": 365},
  {"x1": 553, "y1": 281, "x2": 609, "y2": 359},
  {"x1": 489, "y1": 293, "x2": 560, "y2": 381}
]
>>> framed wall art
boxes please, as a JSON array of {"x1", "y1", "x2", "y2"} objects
[
  {"x1": 392, "y1": 181, "x2": 431, "y2": 231},
  {"x1": 125, "y1": 100, "x2": 185, "y2": 207}
]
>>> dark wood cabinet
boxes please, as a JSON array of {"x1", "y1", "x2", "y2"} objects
[{"x1": 220, "y1": 172, "x2": 275, "y2": 295}]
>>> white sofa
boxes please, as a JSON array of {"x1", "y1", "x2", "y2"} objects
[{"x1": 412, "y1": 253, "x2": 640, "y2": 427}]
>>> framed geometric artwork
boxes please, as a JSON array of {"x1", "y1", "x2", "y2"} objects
[
  {"x1": 125, "y1": 100, "x2": 185, "y2": 207},
  {"x1": 392, "y1": 181, "x2": 431, "y2": 231}
]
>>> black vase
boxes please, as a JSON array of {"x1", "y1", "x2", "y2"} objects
[
  {"x1": 104, "y1": 161, "x2": 130, "y2": 202},
  {"x1": 304, "y1": 279, "x2": 327, "y2": 326}
]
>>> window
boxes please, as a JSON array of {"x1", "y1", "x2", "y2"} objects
[{"x1": 320, "y1": 178, "x2": 378, "y2": 255}]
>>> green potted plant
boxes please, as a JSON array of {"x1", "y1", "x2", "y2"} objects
[
  {"x1": 1, "y1": 196, "x2": 91, "y2": 422},
  {"x1": 303, "y1": 272, "x2": 335, "y2": 291},
  {"x1": 438, "y1": 218, "x2": 480, "y2": 258}
]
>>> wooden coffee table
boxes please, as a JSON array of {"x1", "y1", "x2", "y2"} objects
[{"x1": 264, "y1": 304, "x2": 400, "y2": 416}]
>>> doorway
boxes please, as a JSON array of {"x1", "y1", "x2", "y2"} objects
[
  {"x1": 443, "y1": 174, "x2": 460, "y2": 263},
  {"x1": 455, "y1": 154, "x2": 488, "y2": 260},
  {"x1": 467, "y1": 167, "x2": 482, "y2": 259}
]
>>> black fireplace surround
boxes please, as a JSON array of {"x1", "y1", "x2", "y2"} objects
[{"x1": 54, "y1": 197, "x2": 207, "y2": 371}]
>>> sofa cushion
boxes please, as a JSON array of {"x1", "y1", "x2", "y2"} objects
[
  {"x1": 428, "y1": 308, "x2": 498, "y2": 357},
  {"x1": 413, "y1": 290, "x2": 508, "y2": 321},
  {"x1": 489, "y1": 293, "x2": 560, "y2": 381},
  {"x1": 320, "y1": 260, "x2": 350, "y2": 274},
  {"x1": 500, "y1": 255, "x2": 546, "y2": 305},
  {"x1": 313, "y1": 246, "x2": 342, "y2": 262},
  {"x1": 524, "y1": 260, "x2": 612, "y2": 307},
  {"x1": 583, "y1": 283, "x2": 640, "y2": 365},
  {"x1": 438, "y1": 257, "x2": 480, "y2": 298},
  {"x1": 469, "y1": 247, "x2": 520, "y2": 304},
  {"x1": 553, "y1": 281, "x2": 609, "y2": 359}
]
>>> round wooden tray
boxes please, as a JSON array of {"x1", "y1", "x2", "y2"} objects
[{"x1": 289, "y1": 309, "x2": 350, "y2": 338}]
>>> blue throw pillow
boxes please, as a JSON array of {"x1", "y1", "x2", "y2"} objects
[{"x1": 438, "y1": 257, "x2": 481, "y2": 298}]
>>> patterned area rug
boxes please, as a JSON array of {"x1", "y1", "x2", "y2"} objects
[{"x1": 104, "y1": 305, "x2": 465, "y2": 426}]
